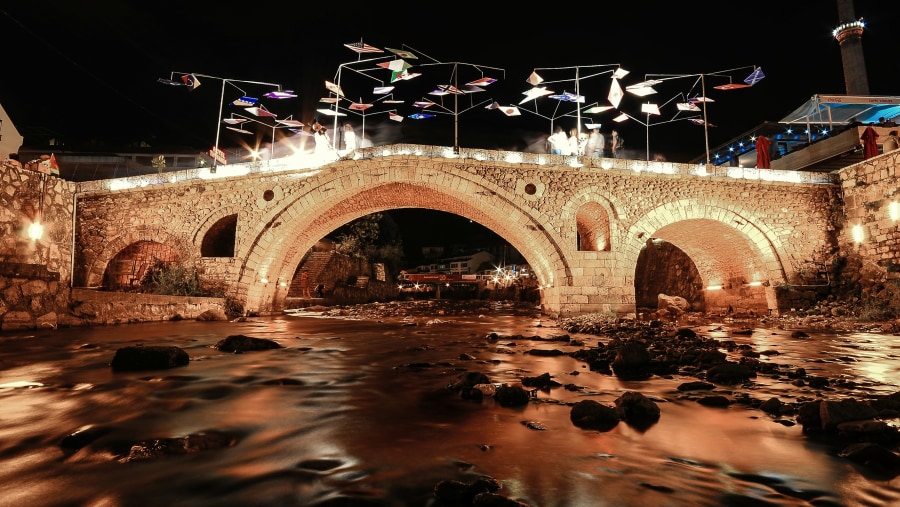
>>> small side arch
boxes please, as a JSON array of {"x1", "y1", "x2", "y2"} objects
[
  {"x1": 201, "y1": 214, "x2": 238, "y2": 257},
  {"x1": 83, "y1": 226, "x2": 189, "y2": 288},
  {"x1": 561, "y1": 190, "x2": 625, "y2": 253}
]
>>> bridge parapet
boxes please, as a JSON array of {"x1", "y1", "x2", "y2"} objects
[{"x1": 74, "y1": 144, "x2": 838, "y2": 195}]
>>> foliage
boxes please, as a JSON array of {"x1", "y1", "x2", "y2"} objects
[
  {"x1": 333, "y1": 213, "x2": 405, "y2": 275},
  {"x1": 334, "y1": 213, "x2": 383, "y2": 259},
  {"x1": 142, "y1": 261, "x2": 204, "y2": 297}
]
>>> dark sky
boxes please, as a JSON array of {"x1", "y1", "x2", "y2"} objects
[{"x1": 2, "y1": 1, "x2": 899, "y2": 162}]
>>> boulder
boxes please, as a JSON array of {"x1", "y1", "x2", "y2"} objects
[
  {"x1": 110, "y1": 345, "x2": 189, "y2": 371},
  {"x1": 213, "y1": 334, "x2": 283, "y2": 352},
  {"x1": 570, "y1": 400, "x2": 619, "y2": 431}
]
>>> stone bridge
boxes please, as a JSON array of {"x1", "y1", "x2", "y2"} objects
[{"x1": 72, "y1": 144, "x2": 841, "y2": 317}]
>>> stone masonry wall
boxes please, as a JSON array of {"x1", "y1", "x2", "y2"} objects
[
  {"x1": 66, "y1": 288, "x2": 226, "y2": 326},
  {"x1": 70, "y1": 148, "x2": 842, "y2": 317},
  {"x1": 838, "y1": 150, "x2": 900, "y2": 267},
  {"x1": 0, "y1": 166, "x2": 76, "y2": 331}
]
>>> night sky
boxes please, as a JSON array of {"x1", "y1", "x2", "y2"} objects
[
  {"x1": 2, "y1": 1, "x2": 897, "y2": 267},
  {"x1": 2, "y1": 1, "x2": 898, "y2": 161}
]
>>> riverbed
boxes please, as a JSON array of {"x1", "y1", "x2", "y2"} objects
[{"x1": 1, "y1": 305, "x2": 899, "y2": 506}]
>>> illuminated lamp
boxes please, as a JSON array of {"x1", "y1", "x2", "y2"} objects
[
  {"x1": 889, "y1": 202, "x2": 899, "y2": 221},
  {"x1": 27, "y1": 222, "x2": 44, "y2": 240},
  {"x1": 852, "y1": 224, "x2": 864, "y2": 243}
]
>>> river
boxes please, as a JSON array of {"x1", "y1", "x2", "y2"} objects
[{"x1": 1, "y1": 304, "x2": 899, "y2": 507}]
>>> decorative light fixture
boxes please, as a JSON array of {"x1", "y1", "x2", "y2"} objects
[{"x1": 159, "y1": 72, "x2": 290, "y2": 172}]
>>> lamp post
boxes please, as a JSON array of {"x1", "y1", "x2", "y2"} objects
[{"x1": 160, "y1": 72, "x2": 289, "y2": 172}]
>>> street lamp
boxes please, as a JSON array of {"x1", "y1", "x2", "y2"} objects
[{"x1": 159, "y1": 72, "x2": 292, "y2": 172}]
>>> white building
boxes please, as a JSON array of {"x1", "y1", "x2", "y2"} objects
[{"x1": 0, "y1": 102, "x2": 24, "y2": 162}]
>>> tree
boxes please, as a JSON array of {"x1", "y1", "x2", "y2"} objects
[{"x1": 332, "y1": 213, "x2": 405, "y2": 275}]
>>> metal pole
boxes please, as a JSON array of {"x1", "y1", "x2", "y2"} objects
[
  {"x1": 454, "y1": 63, "x2": 459, "y2": 153},
  {"x1": 646, "y1": 114, "x2": 650, "y2": 161},
  {"x1": 575, "y1": 66, "x2": 581, "y2": 139},
  {"x1": 702, "y1": 73, "x2": 710, "y2": 164},
  {"x1": 333, "y1": 67, "x2": 341, "y2": 149},
  {"x1": 213, "y1": 79, "x2": 226, "y2": 173}
]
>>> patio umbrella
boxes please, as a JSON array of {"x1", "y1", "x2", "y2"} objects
[
  {"x1": 755, "y1": 135, "x2": 771, "y2": 168},
  {"x1": 861, "y1": 126, "x2": 880, "y2": 159}
]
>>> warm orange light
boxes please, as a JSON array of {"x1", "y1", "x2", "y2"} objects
[
  {"x1": 27, "y1": 222, "x2": 44, "y2": 240},
  {"x1": 852, "y1": 224, "x2": 864, "y2": 243}
]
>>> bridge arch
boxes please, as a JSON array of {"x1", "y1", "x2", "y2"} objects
[
  {"x1": 83, "y1": 226, "x2": 190, "y2": 288},
  {"x1": 560, "y1": 190, "x2": 627, "y2": 253},
  {"x1": 233, "y1": 163, "x2": 574, "y2": 314},
  {"x1": 624, "y1": 199, "x2": 788, "y2": 312}
]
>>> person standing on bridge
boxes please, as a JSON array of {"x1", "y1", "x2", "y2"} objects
[
  {"x1": 547, "y1": 126, "x2": 568, "y2": 155},
  {"x1": 610, "y1": 130, "x2": 624, "y2": 158},
  {"x1": 313, "y1": 127, "x2": 332, "y2": 157},
  {"x1": 342, "y1": 123, "x2": 357, "y2": 153},
  {"x1": 585, "y1": 127, "x2": 605, "y2": 158}
]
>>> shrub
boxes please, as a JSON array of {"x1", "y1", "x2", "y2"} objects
[{"x1": 142, "y1": 261, "x2": 204, "y2": 297}]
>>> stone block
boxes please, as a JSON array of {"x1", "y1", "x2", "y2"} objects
[{"x1": 1, "y1": 311, "x2": 35, "y2": 331}]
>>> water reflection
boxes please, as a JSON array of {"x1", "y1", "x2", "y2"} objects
[{"x1": 0, "y1": 314, "x2": 899, "y2": 506}]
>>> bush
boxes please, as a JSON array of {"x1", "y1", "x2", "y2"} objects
[{"x1": 142, "y1": 261, "x2": 204, "y2": 297}]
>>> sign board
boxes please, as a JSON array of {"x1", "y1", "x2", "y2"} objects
[{"x1": 208, "y1": 147, "x2": 226, "y2": 165}]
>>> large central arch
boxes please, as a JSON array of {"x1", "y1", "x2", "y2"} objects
[{"x1": 233, "y1": 165, "x2": 572, "y2": 314}]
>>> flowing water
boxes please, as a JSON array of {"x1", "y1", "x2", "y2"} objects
[{"x1": 1, "y1": 307, "x2": 900, "y2": 507}]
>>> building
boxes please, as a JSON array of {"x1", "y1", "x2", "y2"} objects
[{"x1": 0, "y1": 102, "x2": 24, "y2": 163}]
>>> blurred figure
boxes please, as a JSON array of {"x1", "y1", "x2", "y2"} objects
[
  {"x1": 585, "y1": 128, "x2": 605, "y2": 157},
  {"x1": 314, "y1": 127, "x2": 331, "y2": 156},
  {"x1": 547, "y1": 126, "x2": 568, "y2": 155},
  {"x1": 611, "y1": 130, "x2": 624, "y2": 158},
  {"x1": 883, "y1": 130, "x2": 900, "y2": 153},
  {"x1": 342, "y1": 123, "x2": 357, "y2": 152},
  {"x1": 568, "y1": 128, "x2": 582, "y2": 156}
]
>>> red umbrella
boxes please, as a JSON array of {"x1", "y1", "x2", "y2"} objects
[
  {"x1": 755, "y1": 135, "x2": 771, "y2": 168},
  {"x1": 861, "y1": 126, "x2": 880, "y2": 159}
]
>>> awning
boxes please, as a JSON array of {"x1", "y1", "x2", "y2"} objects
[{"x1": 780, "y1": 94, "x2": 900, "y2": 126}]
